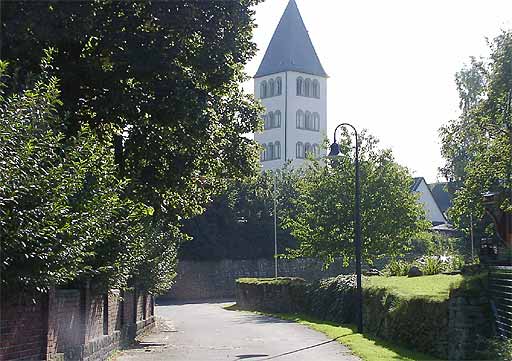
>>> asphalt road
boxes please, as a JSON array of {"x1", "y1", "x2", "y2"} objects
[{"x1": 116, "y1": 301, "x2": 359, "y2": 361}]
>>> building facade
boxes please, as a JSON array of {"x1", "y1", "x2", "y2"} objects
[{"x1": 254, "y1": 0, "x2": 328, "y2": 170}]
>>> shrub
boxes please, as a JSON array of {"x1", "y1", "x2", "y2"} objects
[
  {"x1": 303, "y1": 275, "x2": 356, "y2": 324},
  {"x1": 419, "y1": 256, "x2": 444, "y2": 275},
  {"x1": 385, "y1": 260, "x2": 410, "y2": 276}
]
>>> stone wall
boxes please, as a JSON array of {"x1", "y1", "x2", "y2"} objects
[
  {"x1": 164, "y1": 258, "x2": 351, "y2": 300},
  {"x1": 235, "y1": 276, "x2": 494, "y2": 360}
]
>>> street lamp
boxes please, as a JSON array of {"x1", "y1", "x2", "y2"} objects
[{"x1": 328, "y1": 122, "x2": 363, "y2": 334}]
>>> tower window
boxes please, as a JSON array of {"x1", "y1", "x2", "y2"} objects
[
  {"x1": 260, "y1": 81, "x2": 268, "y2": 99},
  {"x1": 313, "y1": 144, "x2": 320, "y2": 158},
  {"x1": 296, "y1": 142, "x2": 304, "y2": 159},
  {"x1": 305, "y1": 143, "x2": 312, "y2": 157},
  {"x1": 268, "y1": 111, "x2": 274, "y2": 129},
  {"x1": 275, "y1": 141, "x2": 281, "y2": 159},
  {"x1": 268, "y1": 142, "x2": 274, "y2": 160},
  {"x1": 313, "y1": 113, "x2": 320, "y2": 131},
  {"x1": 269, "y1": 79, "x2": 275, "y2": 97},
  {"x1": 296, "y1": 77, "x2": 304, "y2": 96},
  {"x1": 276, "y1": 77, "x2": 282, "y2": 95},
  {"x1": 313, "y1": 79, "x2": 320, "y2": 98},
  {"x1": 296, "y1": 110, "x2": 304, "y2": 129},
  {"x1": 305, "y1": 78, "x2": 311, "y2": 97},
  {"x1": 262, "y1": 144, "x2": 268, "y2": 161},
  {"x1": 275, "y1": 111, "x2": 281, "y2": 128},
  {"x1": 305, "y1": 111, "x2": 312, "y2": 130}
]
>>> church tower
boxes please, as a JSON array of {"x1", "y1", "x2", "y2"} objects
[{"x1": 254, "y1": 0, "x2": 327, "y2": 170}]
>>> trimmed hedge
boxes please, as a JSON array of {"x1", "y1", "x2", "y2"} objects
[{"x1": 235, "y1": 274, "x2": 494, "y2": 360}]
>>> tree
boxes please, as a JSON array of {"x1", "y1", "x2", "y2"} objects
[
  {"x1": 439, "y1": 31, "x2": 512, "y2": 233},
  {"x1": 282, "y1": 132, "x2": 429, "y2": 266},
  {"x1": 1, "y1": 1, "x2": 263, "y2": 292},
  {"x1": 0, "y1": 55, "x2": 154, "y2": 292},
  {"x1": 180, "y1": 170, "x2": 298, "y2": 260}
]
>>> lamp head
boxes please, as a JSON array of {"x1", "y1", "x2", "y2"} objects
[{"x1": 328, "y1": 141, "x2": 340, "y2": 157}]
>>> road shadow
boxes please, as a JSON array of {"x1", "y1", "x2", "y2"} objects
[
  {"x1": 156, "y1": 298, "x2": 235, "y2": 306},
  {"x1": 232, "y1": 334, "x2": 351, "y2": 361}
]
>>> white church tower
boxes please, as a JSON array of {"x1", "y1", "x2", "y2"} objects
[{"x1": 254, "y1": 0, "x2": 328, "y2": 170}]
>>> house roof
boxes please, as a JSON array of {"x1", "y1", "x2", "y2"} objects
[
  {"x1": 254, "y1": 0, "x2": 328, "y2": 78},
  {"x1": 429, "y1": 182, "x2": 454, "y2": 215}
]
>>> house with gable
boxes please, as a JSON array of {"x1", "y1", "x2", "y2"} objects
[{"x1": 411, "y1": 177, "x2": 448, "y2": 226}]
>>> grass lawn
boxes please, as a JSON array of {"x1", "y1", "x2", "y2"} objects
[
  {"x1": 225, "y1": 305, "x2": 440, "y2": 361},
  {"x1": 364, "y1": 274, "x2": 463, "y2": 301}
]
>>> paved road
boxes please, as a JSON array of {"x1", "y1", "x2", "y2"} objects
[{"x1": 117, "y1": 301, "x2": 359, "y2": 361}]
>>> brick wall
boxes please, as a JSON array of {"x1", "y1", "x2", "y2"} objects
[
  {"x1": 52, "y1": 290, "x2": 82, "y2": 353},
  {"x1": 1, "y1": 286, "x2": 155, "y2": 361},
  {"x1": 0, "y1": 293, "x2": 47, "y2": 361}
]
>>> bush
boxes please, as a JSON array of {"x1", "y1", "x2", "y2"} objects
[
  {"x1": 303, "y1": 275, "x2": 356, "y2": 324},
  {"x1": 419, "y1": 256, "x2": 444, "y2": 275},
  {"x1": 385, "y1": 260, "x2": 410, "y2": 276}
]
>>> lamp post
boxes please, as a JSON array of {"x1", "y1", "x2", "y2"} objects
[{"x1": 328, "y1": 122, "x2": 363, "y2": 334}]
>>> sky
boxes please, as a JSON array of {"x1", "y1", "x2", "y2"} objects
[{"x1": 243, "y1": 0, "x2": 512, "y2": 183}]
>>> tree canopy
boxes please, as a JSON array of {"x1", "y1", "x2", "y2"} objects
[
  {"x1": 180, "y1": 171, "x2": 297, "y2": 260},
  {"x1": 0, "y1": 1, "x2": 263, "y2": 293},
  {"x1": 282, "y1": 132, "x2": 429, "y2": 266},
  {"x1": 440, "y1": 30, "x2": 512, "y2": 233}
]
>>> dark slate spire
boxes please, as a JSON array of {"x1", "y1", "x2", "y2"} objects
[{"x1": 255, "y1": 0, "x2": 327, "y2": 78}]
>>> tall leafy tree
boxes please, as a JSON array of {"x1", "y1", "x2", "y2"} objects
[
  {"x1": 0, "y1": 55, "x2": 155, "y2": 292},
  {"x1": 282, "y1": 132, "x2": 429, "y2": 266},
  {"x1": 180, "y1": 170, "x2": 298, "y2": 260},
  {"x1": 440, "y1": 31, "x2": 512, "y2": 233},
  {"x1": 1, "y1": 1, "x2": 263, "y2": 291}
]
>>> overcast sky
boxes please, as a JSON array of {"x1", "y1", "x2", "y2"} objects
[{"x1": 243, "y1": 0, "x2": 512, "y2": 183}]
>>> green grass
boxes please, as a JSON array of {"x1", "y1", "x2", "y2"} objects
[
  {"x1": 224, "y1": 305, "x2": 440, "y2": 361},
  {"x1": 364, "y1": 274, "x2": 463, "y2": 301},
  {"x1": 236, "y1": 277, "x2": 305, "y2": 286}
]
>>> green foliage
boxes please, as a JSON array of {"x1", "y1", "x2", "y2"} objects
[
  {"x1": 440, "y1": 30, "x2": 512, "y2": 236},
  {"x1": 0, "y1": 57, "x2": 150, "y2": 291},
  {"x1": 419, "y1": 256, "x2": 444, "y2": 275},
  {"x1": 385, "y1": 260, "x2": 410, "y2": 276},
  {"x1": 1, "y1": 1, "x2": 263, "y2": 293},
  {"x1": 282, "y1": 131, "x2": 430, "y2": 266},
  {"x1": 475, "y1": 337, "x2": 512, "y2": 361},
  {"x1": 303, "y1": 275, "x2": 356, "y2": 324},
  {"x1": 180, "y1": 170, "x2": 298, "y2": 260}
]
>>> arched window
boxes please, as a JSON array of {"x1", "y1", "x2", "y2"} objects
[
  {"x1": 296, "y1": 77, "x2": 304, "y2": 96},
  {"x1": 305, "y1": 111, "x2": 312, "y2": 130},
  {"x1": 296, "y1": 110, "x2": 304, "y2": 129},
  {"x1": 269, "y1": 79, "x2": 275, "y2": 97},
  {"x1": 268, "y1": 142, "x2": 274, "y2": 160},
  {"x1": 313, "y1": 144, "x2": 320, "y2": 158},
  {"x1": 260, "y1": 81, "x2": 267, "y2": 98},
  {"x1": 313, "y1": 79, "x2": 320, "y2": 98},
  {"x1": 305, "y1": 143, "x2": 312, "y2": 157},
  {"x1": 276, "y1": 77, "x2": 282, "y2": 95},
  {"x1": 296, "y1": 142, "x2": 304, "y2": 158},
  {"x1": 262, "y1": 114, "x2": 268, "y2": 130},
  {"x1": 268, "y1": 111, "x2": 274, "y2": 129},
  {"x1": 275, "y1": 111, "x2": 281, "y2": 128},
  {"x1": 262, "y1": 144, "x2": 267, "y2": 161},
  {"x1": 305, "y1": 78, "x2": 311, "y2": 97},
  {"x1": 313, "y1": 113, "x2": 320, "y2": 131},
  {"x1": 275, "y1": 141, "x2": 281, "y2": 159}
]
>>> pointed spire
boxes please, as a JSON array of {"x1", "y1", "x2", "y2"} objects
[{"x1": 255, "y1": 0, "x2": 327, "y2": 78}]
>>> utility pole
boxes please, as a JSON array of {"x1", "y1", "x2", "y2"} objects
[{"x1": 274, "y1": 172, "x2": 278, "y2": 279}]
